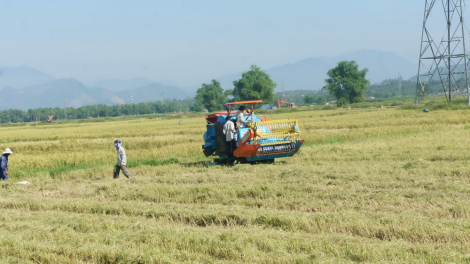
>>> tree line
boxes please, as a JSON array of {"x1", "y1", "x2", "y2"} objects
[{"x1": 0, "y1": 99, "x2": 200, "y2": 124}]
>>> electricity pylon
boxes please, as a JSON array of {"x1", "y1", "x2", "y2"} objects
[{"x1": 416, "y1": 0, "x2": 470, "y2": 105}]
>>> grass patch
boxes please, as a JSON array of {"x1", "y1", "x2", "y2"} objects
[
  {"x1": 48, "y1": 163, "x2": 99, "y2": 177},
  {"x1": 127, "y1": 157, "x2": 179, "y2": 167}
]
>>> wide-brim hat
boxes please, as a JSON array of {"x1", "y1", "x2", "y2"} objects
[{"x1": 3, "y1": 148, "x2": 13, "y2": 154}]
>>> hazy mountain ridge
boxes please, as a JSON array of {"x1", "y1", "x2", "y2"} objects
[
  {"x1": 0, "y1": 78, "x2": 188, "y2": 110},
  {"x1": 115, "y1": 83, "x2": 189, "y2": 103},
  {"x1": 0, "y1": 66, "x2": 56, "y2": 89},
  {"x1": 0, "y1": 50, "x2": 418, "y2": 110},
  {"x1": 88, "y1": 77, "x2": 156, "y2": 92},
  {"x1": 0, "y1": 79, "x2": 123, "y2": 110}
]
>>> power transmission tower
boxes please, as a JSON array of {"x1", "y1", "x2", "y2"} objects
[
  {"x1": 130, "y1": 92, "x2": 134, "y2": 104},
  {"x1": 281, "y1": 80, "x2": 285, "y2": 100},
  {"x1": 416, "y1": 0, "x2": 470, "y2": 105},
  {"x1": 63, "y1": 99, "x2": 68, "y2": 120},
  {"x1": 398, "y1": 73, "x2": 403, "y2": 97}
]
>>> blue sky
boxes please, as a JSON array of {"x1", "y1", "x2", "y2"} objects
[{"x1": 0, "y1": 1, "x2": 436, "y2": 87}]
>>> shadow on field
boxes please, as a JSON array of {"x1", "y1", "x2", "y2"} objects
[
  {"x1": 181, "y1": 159, "x2": 286, "y2": 168},
  {"x1": 181, "y1": 161, "x2": 210, "y2": 168}
]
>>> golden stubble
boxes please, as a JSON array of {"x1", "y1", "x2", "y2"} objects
[{"x1": 0, "y1": 108, "x2": 469, "y2": 263}]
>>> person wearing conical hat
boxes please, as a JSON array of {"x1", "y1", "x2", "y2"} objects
[
  {"x1": 236, "y1": 105, "x2": 248, "y2": 128},
  {"x1": 0, "y1": 148, "x2": 13, "y2": 181}
]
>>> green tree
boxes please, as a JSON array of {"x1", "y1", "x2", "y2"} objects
[
  {"x1": 303, "y1": 95, "x2": 315, "y2": 104},
  {"x1": 191, "y1": 104, "x2": 204, "y2": 112},
  {"x1": 316, "y1": 95, "x2": 326, "y2": 105},
  {"x1": 232, "y1": 65, "x2": 276, "y2": 103},
  {"x1": 323, "y1": 61, "x2": 369, "y2": 105},
  {"x1": 195, "y1": 80, "x2": 225, "y2": 112}
]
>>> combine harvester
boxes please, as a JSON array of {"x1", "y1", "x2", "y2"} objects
[{"x1": 202, "y1": 100, "x2": 304, "y2": 166}]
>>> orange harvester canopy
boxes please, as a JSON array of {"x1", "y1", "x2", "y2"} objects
[
  {"x1": 224, "y1": 100, "x2": 264, "y2": 106},
  {"x1": 224, "y1": 100, "x2": 264, "y2": 115}
]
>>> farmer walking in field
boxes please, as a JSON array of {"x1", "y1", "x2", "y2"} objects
[
  {"x1": 223, "y1": 116, "x2": 236, "y2": 161},
  {"x1": 113, "y1": 139, "x2": 132, "y2": 179},
  {"x1": 0, "y1": 148, "x2": 13, "y2": 181}
]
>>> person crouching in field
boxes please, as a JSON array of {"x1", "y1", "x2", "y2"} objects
[
  {"x1": 113, "y1": 139, "x2": 132, "y2": 179},
  {"x1": 0, "y1": 148, "x2": 13, "y2": 181}
]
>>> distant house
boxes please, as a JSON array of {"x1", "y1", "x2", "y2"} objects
[{"x1": 367, "y1": 96, "x2": 376, "y2": 100}]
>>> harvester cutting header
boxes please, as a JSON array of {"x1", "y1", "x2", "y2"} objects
[{"x1": 202, "y1": 100, "x2": 304, "y2": 165}]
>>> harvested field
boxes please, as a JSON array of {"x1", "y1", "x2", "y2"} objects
[{"x1": 1, "y1": 108, "x2": 470, "y2": 263}]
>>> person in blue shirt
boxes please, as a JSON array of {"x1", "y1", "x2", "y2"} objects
[{"x1": 0, "y1": 148, "x2": 13, "y2": 181}]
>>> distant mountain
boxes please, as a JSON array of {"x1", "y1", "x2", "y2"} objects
[
  {"x1": 217, "y1": 50, "x2": 418, "y2": 91},
  {"x1": 0, "y1": 50, "x2": 420, "y2": 109},
  {"x1": 0, "y1": 66, "x2": 194, "y2": 110},
  {"x1": 88, "y1": 77, "x2": 155, "y2": 92},
  {"x1": 115, "y1": 83, "x2": 190, "y2": 104},
  {"x1": 408, "y1": 63, "x2": 467, "y2": 82},
  {"x1": 0, "y1": 69, "x2": 192, "y2": 110},
  {"x1": 0, "y1": 66, "x2": 56, "y2": 89},
  {"x1": 266, "y1": 58, "x2": 332, "y2": 91},
  {"x1": 0, "y1": 78, "x2": 125, "y2": 110}
]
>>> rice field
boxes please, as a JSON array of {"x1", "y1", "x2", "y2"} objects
[{"x1": 1, "y1": 108, "x2": 470, "y2": 263}]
